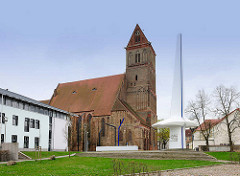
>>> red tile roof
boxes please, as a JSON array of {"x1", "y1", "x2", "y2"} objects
[
  {"x1": 196, "y1": 108, "x2": 240, "y2": 131},
  {"x1": 196, "y1": 119, "x2": 221, "y2": 131},
  {"x1": 49, "y1": 74, "x2": 124, "y2": 116}
]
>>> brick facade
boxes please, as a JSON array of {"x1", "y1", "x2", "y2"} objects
[{"x1": 48, "y1": 24, "x2": 157, "y2": 151}]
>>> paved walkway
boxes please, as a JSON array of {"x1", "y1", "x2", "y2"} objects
[
  {"x1": 155, "y1": 164, "x2": 240, "y2": 176},
  {"x1": 0, "y1": 153, "x2": 76, "y2": 165}
]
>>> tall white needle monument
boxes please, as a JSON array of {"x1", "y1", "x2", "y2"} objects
[{"x1": 153, "y1": 34, "x2": 197, "y2": 149}]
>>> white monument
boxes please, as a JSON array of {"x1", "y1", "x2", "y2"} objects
[{"x1": 152, "y1": 34, "x2": 197, "y2": 149}]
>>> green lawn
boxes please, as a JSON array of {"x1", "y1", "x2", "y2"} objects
[
  {"x1": 205, "y1": 152, "x2": 240, "y2": 161},
  {"x1": 0, "y1": 156, "x2": 222, "y2": 176},
  {"x1": 22, "y1": 151, "x2": 81, "y2": 160}
]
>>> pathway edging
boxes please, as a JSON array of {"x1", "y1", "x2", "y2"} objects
[{"x1": 0, "y1": 153, "x2": 76, "y2": 165}]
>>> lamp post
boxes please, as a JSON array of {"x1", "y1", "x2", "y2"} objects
[
  {"x1": 0, "y1": 93, "x2": 3, "y2": 146},
  {"x1": 4, "y1": 116, "x2": 8, "y2": 143}
]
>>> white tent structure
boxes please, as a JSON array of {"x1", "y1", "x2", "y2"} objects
[{"x1": 152, "y1": 34, "x2": 197, "y2": 149}]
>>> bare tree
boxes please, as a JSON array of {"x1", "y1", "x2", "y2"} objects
[
  {"x1": 64, "y1": 114, "x2": 77, "y2": 156},
  {"x1": 214, "y1": 85, "x2": 240, "y2": 152},
  {"x1": 186, "y1": 90, "x2": 213, "y2": 151}
]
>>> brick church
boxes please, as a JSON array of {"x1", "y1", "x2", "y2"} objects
[{"x1": 43, "y1": 24, "x2": 157, "y2": 151}]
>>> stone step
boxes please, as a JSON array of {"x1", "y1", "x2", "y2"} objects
[
  {"x1": 18, "y1": 151, "x2": 31, "y2": 160},
  {"x1": 78, "y1": 151, "x2": 210, "y2": 157},
  {"x1": 77, "y1": 150, "x2": 216, "y2": 161}
]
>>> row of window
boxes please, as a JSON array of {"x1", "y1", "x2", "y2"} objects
[
  {"x1": 0, "y1": 134, "x2": 39, "y2": 148},
  {"x1": 23, "y1": 136, "x2": 40, "y2": 148},
  {"x1": 0, "y1": 113, "x2": 18, "y2": 125},
  {"x1": 128, "y1": 49, "x2": 152, "y2": 66},
  {"x1": 0, "y1": 113, "x2": 40, "y2": 131},
  {"x1": 0, "y1": 95, "x2": 66, "y2": 119},
  {"x1": 24, "y1": 118, "x2": 40, "y2": 132}
]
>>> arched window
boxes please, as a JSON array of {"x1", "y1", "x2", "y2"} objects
[
  {"x1": 135, "y1": 52, "x2": 140, "y2": 63},
  {"x1": 77, "y1": 116, "x2": 82, "y2": 141},
  {"x1": 135, "y1": 75, "x2": 138, "y2": 81},
  {"x1": 87, "y1": 114, "x2": 92, "y2": 138},
  {"x1": 87, "y1": 114, "x2": 92, "y2": 126},
  {"x1": 101, "y1": 118, "x2": 105, "y2": 137},
  {"x1": 135, "y1": 30, "x2": 140, "y2": 43}
]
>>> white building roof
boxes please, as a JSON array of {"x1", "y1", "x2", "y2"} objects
[{"x1": 0, "y1": 88, "x2": 77, "y2": 117}]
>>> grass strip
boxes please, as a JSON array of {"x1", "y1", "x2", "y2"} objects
[
  {"x1": 0, "y1": 156, "x2": 222, "y2": 176},
  {"x1": 205, "y1": 152, "x2": 240, "y2": 161}
]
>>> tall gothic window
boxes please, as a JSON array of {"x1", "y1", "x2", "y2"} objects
[
  {"x1": 101, "y1": 118, "x2": 105, "y2": 136},
  {"x1": 87, "y1": 114, "x2": 92, "y2": 137},
  {"x1": 135, "y1": 30, "x2": 140, "y2": 43},
  {"x1": 135, "y1": 52, "x2": 140, "y2": 63}
]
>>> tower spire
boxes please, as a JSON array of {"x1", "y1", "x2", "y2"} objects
[
  {"x1": 125, "y1": 24, "x2": 157, "y2": 125},
  {"x1": 126, "y1": 24, "x2": 156, "y2": 56}
]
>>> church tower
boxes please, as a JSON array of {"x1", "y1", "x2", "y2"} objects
[{"x1": 125, "y1": 24, "x2": 157, "y2": 125}]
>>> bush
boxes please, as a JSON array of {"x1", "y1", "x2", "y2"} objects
[{"x1": 112, "y1": 159, "x2": 156, "y2": 175}]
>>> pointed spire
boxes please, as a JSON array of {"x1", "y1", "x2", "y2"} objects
[
  {"x1": 126, "y1": 24, "x2": 156, "y2": 56},
  {"x1": 126, "y1": 24, "x2": 149, "y2": 47}
]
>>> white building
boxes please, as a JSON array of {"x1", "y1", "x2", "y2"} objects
[
  {"x1": 0, "y1": 88, "x2": 76, "y2": 151},
  {"x1": 192, "y1": 109, "x2": 240, "y2": 151}
]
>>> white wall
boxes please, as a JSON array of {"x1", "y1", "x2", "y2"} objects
[
  {"x1": 0, "y1": 105, "x2": 49, "y2": 150},
  {"x1": 214, "y1": 112, "x2": 240, "y2": 146},
  {"x1": 192, "y1": 131, "x2": 215, "y2": 149},
  {"x1": 52, "y1": 117, "x2": 68, "y2": 151},
  {"x1": 96, "y1": 146, "x2": 138, "y2": 151},
  {"x1": 0, "y1": 104, "x2": 69, "y2": 151},
  {"x1": 169, "y1": 126, "x2": 186, "y2": 149},
  {"x1": 193, "y1": 111, "x2": 240, "y2": 149}
]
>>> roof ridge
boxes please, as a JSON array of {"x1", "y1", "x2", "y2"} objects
[{"x1": 59, "y1": 73, "x2": 125, "y2": 85}]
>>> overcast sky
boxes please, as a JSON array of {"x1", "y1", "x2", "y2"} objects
[{"x1": 0, "y1": 0, "x2": 240, "y2": 119}]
